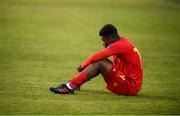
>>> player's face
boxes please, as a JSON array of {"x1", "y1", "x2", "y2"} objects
[{"x1": 101, "y1": 36, "x2": 113, "y2": 48}]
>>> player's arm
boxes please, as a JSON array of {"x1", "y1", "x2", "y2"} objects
[{"x1": 79, "y1": 48, "x2": 117, "y2": 71}]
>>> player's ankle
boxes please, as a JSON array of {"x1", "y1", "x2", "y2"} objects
[{"x1": 66, "y1": 82, "x2": 76, "y2": 90}]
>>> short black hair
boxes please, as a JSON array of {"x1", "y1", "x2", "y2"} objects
[{"x1": 99, "y1": 24, "x2": 120, "y2": 40}]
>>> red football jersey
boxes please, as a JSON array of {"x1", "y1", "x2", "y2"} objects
[{"x1": 81, "y1": 37, "x2": 143, "y2": 90}]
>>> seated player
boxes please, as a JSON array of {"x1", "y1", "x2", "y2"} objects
[{"x1": 49, "y1": 24, "x2": 143, "y2": 96}]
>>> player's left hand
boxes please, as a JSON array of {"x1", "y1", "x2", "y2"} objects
[{"x1": 77, "y1": 65, "x2": 83, "y2": 72}]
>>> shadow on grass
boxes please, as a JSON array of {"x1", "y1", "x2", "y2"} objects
[
  {"x1": 77, "y1": 89, "x2": 178, "y2": 101},
  {"x1": 77, "y1": 89, "x2": 110, "y2": 96},
  {"x1": 137, "y1": 94, "x2": 178, "y2": 101}
]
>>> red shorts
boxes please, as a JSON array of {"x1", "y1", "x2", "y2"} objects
[{"x1": 103, "y1": 68, "x2": 138, "y2": 96}]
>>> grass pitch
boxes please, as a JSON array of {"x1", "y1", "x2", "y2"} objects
[{"x1": 0, "y1": 0, "x2": 180, "y2": 115}]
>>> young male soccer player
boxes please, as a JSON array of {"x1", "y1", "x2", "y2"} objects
[{"x1": 49, "y1": 24, "x2": 143, "y2": 96}]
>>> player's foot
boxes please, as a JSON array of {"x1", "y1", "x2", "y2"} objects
[{"x1": 49, "y1": 83, "x2": 74, "y2": 94}]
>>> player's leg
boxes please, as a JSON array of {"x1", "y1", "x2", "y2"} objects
[
  {"x1": 69, "y1": 58, "x2": 112, "y2": 88},
  {"x1": 49, "y1": 59, "x2": 112, "y2": 94},
  {"x1": 83, "y1": 58, "x2": 112, "y2": 80}
]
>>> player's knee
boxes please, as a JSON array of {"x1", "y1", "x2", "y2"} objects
[
  {"x1": 90, "y1": 59, "x2": 103, "y2": 67},
  {"x1": 90, "y1": 59, "x2": 110, "y2": 68},
  {"x1": 89, "y1": 62, "x2": 100, "y2": 68},
  {"x1": 98, "y1": 58, "x2": 109, "y2": 65},
  {"x1": 94, "y1": 59, "x2": 108, "y2": 69}
]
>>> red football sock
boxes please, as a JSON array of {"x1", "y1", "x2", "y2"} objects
[{"x1": 69, "y1": 71, "x2": 88, "y2": 88}]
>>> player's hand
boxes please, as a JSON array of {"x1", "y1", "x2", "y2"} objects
[{"x1": 77, "y1": 65, "x2": 83, "y2": 72}]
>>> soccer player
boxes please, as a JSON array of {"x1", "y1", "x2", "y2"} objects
[{"x1": 49, "y1": 24, "x2": 143, "y2": 96}]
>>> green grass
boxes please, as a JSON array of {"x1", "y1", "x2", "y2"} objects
[{"x1": 0, "y1": 0, "x2": 180, "y2": 115}]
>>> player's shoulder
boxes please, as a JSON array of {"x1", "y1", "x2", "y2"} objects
[
  {"x1": 113, "y1": 36, "x2": 127, "y2": 46},
  {"x1": 120, "y1": 36, "x2": 134, "y2": 46},
  {"x1": 120, "y1": 36, "x2": 128, "y2": 42},
  {"x1": 109, "y1": 36, "x2": 132, "y2": 49}
]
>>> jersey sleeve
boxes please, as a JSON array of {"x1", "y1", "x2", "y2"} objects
[{"x1": 81, "y1": 45, "x2": 119, "y2": 69}]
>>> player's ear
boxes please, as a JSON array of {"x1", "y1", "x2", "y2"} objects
[{"x1": 109, "y1": 36, "x2": 114, "y2": 42}]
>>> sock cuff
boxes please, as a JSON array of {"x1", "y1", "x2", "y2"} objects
[
  {"x1": 66, "y1": 83, "x2": 73, "y2": 90},
  {"x1": 70, "y1": 71, "x2": 88, "y2": 86}
]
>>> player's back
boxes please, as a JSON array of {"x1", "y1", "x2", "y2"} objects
[{"x1": 111, "y1": 37, "x2": 143, "y2": 89}]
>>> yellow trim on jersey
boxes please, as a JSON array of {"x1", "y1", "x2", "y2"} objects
[{"x1": 133, "y1": 47, "x2": 142, "y2": 69}]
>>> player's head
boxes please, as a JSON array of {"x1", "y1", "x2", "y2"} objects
[{"x1": 99, "y1": 24, "x2": 120, "y2": 48}]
